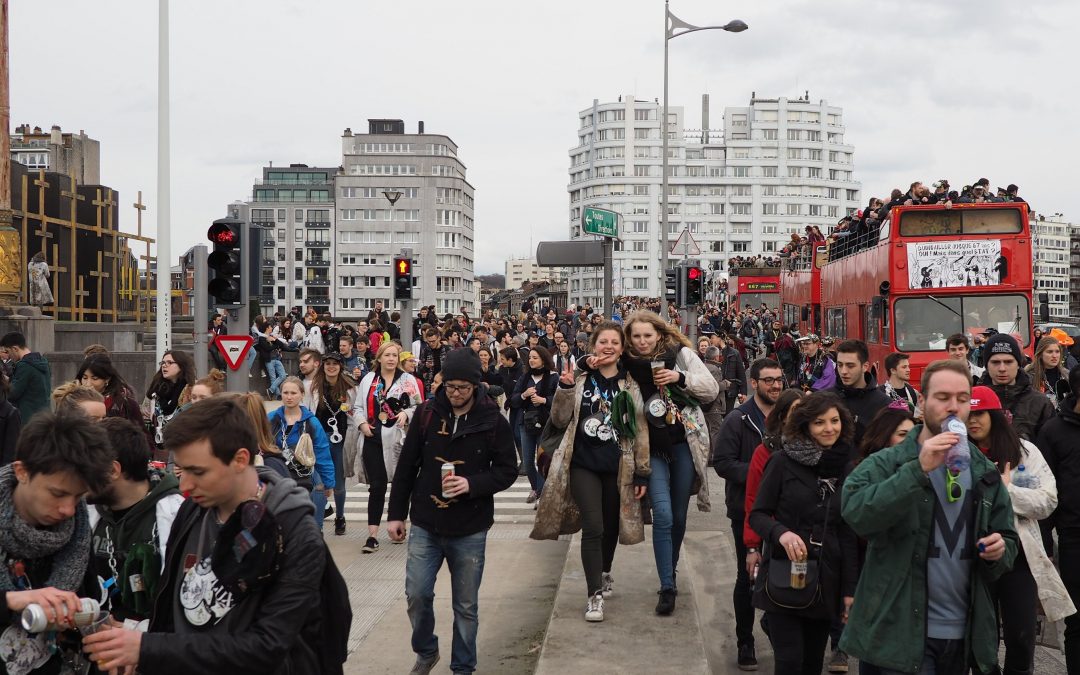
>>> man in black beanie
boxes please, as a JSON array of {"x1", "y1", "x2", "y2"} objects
[
  {"x1": 387, "y1": 348, "x2": 517, "y2": 675},
  {"x1": 978, "y1": 332, "x2": 1054, "y2": 440}
]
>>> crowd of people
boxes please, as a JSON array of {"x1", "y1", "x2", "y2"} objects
[{"x1": 1, "y1": 281, "x2": 1078, "y2": 674}]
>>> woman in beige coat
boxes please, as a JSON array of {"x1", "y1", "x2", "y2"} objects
[
  {"x1": 530, "y1": 322, "x2": 650, "y2": 623},
  {"x1": 617, "y1": 311, "x2": 718, "y2": 616}
]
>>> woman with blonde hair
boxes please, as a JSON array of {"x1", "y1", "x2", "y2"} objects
[
  {"x1": 267, "y1": 376, "x2": 335, "y2": 521},
  {"x1": 231, "y1": 391, "x2": 288, "y2": 477},
  {"x1": 1025, "y1": 336, "x2": 1069, "y2": 406},
  {"x1": 593, "y1": 310, "x2": 718, "y2": 615},
  {"x1": 531, "y1": 321, "x2": 650, "y2": 622},
  {"x1": 188, "y1": 368, "x2": 226, "y2": 403},
  {"x1": 352, "y1": 341, "x2": 423, "y2": 552},
  {"x1": 53, "y1": 383, "x2": 107, "y2": 421}
]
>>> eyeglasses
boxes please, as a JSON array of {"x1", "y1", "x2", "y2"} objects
[
  {"x1": 160, "y1": 360, "x2": 176, "y2": 367},
  {"x1": 945, "y1": 469, "x2": 964, "y2": 504},
  {"x1": 756, "y1": 377, "x2": 785, "y2": 386},
  {"x1": 443, "y1": 383, "x2": 475, "y2": 393}
]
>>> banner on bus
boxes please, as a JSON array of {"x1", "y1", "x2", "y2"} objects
[{"x1": 907, "y1": 240, "x2": 1004, "y2": 289}]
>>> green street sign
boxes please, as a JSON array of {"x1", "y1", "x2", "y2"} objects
[{"x1": 582, "y1": 206, "x2": 619, "y2": 238}]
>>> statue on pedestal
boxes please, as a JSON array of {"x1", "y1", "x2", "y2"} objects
[{"x1": 28, "y1": 252, "x2": 53, "y2": 306}]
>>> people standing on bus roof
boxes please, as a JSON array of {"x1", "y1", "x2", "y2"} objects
[
  {"x1": 979, "y1": 333, "x2": 1055, "y2": 440},
  {"x1": 795, "y1": 334, "x2": 836, "y2": 392}
]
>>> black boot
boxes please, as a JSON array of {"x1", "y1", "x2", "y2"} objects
[
  {"x1": 655, "y1": 588, "x2": 676, "y2": 615},
  {"x1": 334, "y1": 516, "x2": 346, "y2": 536}
]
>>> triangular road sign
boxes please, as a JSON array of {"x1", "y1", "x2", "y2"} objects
[
  {"x1": 216, "y1": 335, "x2": 255, "y2": 370},
  {"x1": 670, "y1": 228, "x2": 701, "y2": 256}
]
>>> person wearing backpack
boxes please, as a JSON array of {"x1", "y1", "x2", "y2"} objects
[
  {"x1": 83, "y1": 395, "x2": 352, "y2": 675},
  {"x1": 387, "y1": 349, "x2": 518, "y2": 675}
]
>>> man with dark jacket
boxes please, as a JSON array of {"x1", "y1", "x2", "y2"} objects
[
  {"x1": 84, "y1": 396, "x2": 347, "y2": 674},
  {"x1": 0, "y1": 331, "x2": 51, "y2": 421},
  {"x1": 388, "y1": 349, "x2": 518, "y2": 675},
  {"x1": 832, "y1": 339, "x2": 892, "y2": 450},
  {"x1": 711, "y1": 358, "x2": 784, "y2": 671},
  {"x1": 717, "y1": 334, "x2": 747, "y2": 412},
  {"x1": 841, "y1": 359, "x2": 1017, "y2": 675},
  {"x1": 1035, "y1": 367, "x2": 1080, "y2": 671},
  {"x1": 366, "y1": 301, "x2": 391, "y2": 329},
  {"x1": 978, "y1": 333, "x2": 1054, "y2": 440},
  {"x1": 418, "y1": 327, "x2": 450, "y2": 398},
  {"x1": 89, "y1": 418, "x2": 184, "y2": 623}
]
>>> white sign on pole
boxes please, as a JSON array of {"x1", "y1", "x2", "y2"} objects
[
  {"x1": 670, "y1": 228, "x2": 701, "y2": 256},
  {"x1": 906, "y1": 240, "x2": 1004, "y2": 289}
]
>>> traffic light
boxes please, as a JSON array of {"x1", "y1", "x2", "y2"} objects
[
  {"x1": 664, "y1": 268, "x2": 682, "y2": 304},
  {"x1": 683, "y1": 266, "x2": 703, "y2": 306},
  {"x1": 393, "y1": 256, "x2": 413, "y2": 301},
  {"x1": 207, "y1": 217, "x2": 243, "y2": 306}
]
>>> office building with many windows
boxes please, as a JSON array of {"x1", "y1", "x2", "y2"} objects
[
  {"x1": 566, "y1": 94, "x2": 861, "y2": 310},
  {"x1": 335, "y1": 119, "x2": 476, "y2": 317}
]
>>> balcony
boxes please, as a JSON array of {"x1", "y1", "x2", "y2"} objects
[
  {"x1": 305, "y1": 279, "x2": 331, "y2": 287},
  {"x1": 262, "y1": 258, "x2": 275, "y2": 267},
  {"x1": 305, "y1": 240, "x2": 330, "y2": 247},
  {"x1": 305, "y1": 259, "x2": 330, "y2": 267},
  {"x1": 305, "y1": 297, "x2": 331, "y2": 306},
  {"x1": 304, "y1": 221, "x2": 331, "y2": 228},
  {"x1": 261, "y1": 236, "x2": 275, "y2": 246}
]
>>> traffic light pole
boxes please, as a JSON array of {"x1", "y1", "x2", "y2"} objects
[
  {"x1": 399, "y1": 247, "x2": 414, "y2": 349},
  {"x1": 193, "y1": 245, "x2": 208, "y2": 378},
  {"x1": 225, "y1": 222, "x2": 252, "y2": 394},
  {"x1": 602, "y1": 238, "x2": 613, "y2": 318}
]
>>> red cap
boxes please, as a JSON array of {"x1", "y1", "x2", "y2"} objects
[{"x1": 970, "y1": 386, "x2": 1002, "y2": 412}]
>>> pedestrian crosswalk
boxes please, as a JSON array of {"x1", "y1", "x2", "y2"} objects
[{"x1": 340, "y1": 476, "x2": 539, "y2": 525}]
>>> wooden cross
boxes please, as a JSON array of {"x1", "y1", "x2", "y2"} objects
[
  {"x1": 48, "y1": 243, "x2": 69, "y2": 314},
  {"x1": 61, "y1": 175, "x2": 86, "y2": 215},
  {"x1": 133, "y1": 192, "x2": 146, "y2": 237},
  {"x1": 92, "y1": 188, "x2": 116, "y2": 237},
  {"x1": 90, "y1": 250, "x2": 112, "y2": 318},
  {"x1": 102, "y1": 249, "x2": 120, "y2": 320},
  {"x1": 32, "y1": 171, "x2": 49, "y2": 192},
  {"x1": 74, "y1": 276, "x2": 90, "y2": 322},
  {"x1": 34, "y1": 224, "x2": 54, "y2": 258}
]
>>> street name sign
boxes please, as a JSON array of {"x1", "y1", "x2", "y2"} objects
[{"x1": 582, "y1": 206, "x2": 619, "y2": 238}]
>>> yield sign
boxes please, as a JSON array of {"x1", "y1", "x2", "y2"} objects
[
  {"x1": 216, "y1": 334, "x2": 255, "y2": 370},
  {"x1": 670, "y1": 228, "x2": 701, "y2": 256}
]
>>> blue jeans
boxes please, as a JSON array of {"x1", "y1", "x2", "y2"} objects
[
  {"x1": 649, "y1": 441, "x2": 694, "y2": 591},
  {"x1": 311, "y1": 439, "x2": 347, "y2": 530},
  {"x1": 405, "y1": 525, "x2": 487, "y2": 674},
  {"x1": 264, "y1": 358, "x2": 286, "y2": 396},
  {"x1": 519, "y1": 427, "x2": 544, "y2": 494}
]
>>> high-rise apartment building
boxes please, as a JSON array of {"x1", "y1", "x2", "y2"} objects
[
  {"x1": 240, "y1": 164, "x2": 337, "y2": 316},
  {"x1": 566, "y1": 94, "x2": 860, "y2": 310},
  {"x1": 505, "y1": 257, "x2": 564, "y2": 290},
  {"x1": 1031, "y1": 214, "x2": 1070, "y2": 319},
  {"x1": 336, "y1": 119, "x2": 476, "y2": 317}
]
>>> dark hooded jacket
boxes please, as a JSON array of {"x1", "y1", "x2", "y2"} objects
[
  {"x1": 9, "y1": 352, "x2": 50, "y2": 421},
  {"x1": 711, "y1": 396, "x2": 768, "y2": 522},
  {"x1": 978, "y1": 369, "x2": 1055, "y2": 441},
  {"x1": 831, "y1": 372, "x2": 891, "y2": 452},
  {"x1": 141, "y1": 468, "x2": 326, "y2": 674},
  {"x1": 1036, "y1": 395, "x2": 1080, "y2": 550},
  {"x1": 388, "y1": 387, "x2": 518, "y2": 537}
]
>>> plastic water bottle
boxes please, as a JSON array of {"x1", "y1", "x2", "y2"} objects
[
  {"x1": 1012, "y1": 464, "x2": 1039, "y2": 489},
  {"x1": 943, "y1": 415, "x2": 970, "y2": 472}
]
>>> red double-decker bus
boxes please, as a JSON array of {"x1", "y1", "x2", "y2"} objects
[
  {"x1": 780, "y1": 202, "x2": 1034, "y2": 383},
  {"x1": 729, "y1": 266, "x2": 781, "y2": 312}
]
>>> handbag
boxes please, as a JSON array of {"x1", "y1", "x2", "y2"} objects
[
  {"x1": 294, "y1": 424, "x2": 316, "y2": 468},
  {"x1": 523, "y1": 407, "x2": 545, "y2": 430},
  {"x1": 761, "y1": 486, "x2": 832, "y2": 611}
]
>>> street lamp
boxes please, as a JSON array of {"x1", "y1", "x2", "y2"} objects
[
  {"x1": 660, "y1": 1, "x2": 747, "y2": 292},
  {"x1": 383, "y1": 188, "x2": 412, "y2": 342},
  {"x1": 383, "y1": 189, "x2": 403, "y2": 207}
]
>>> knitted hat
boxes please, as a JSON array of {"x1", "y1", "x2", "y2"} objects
[
  {"x1": 984, "y1": 333, "x2": 1022, "y2": 364},
  {"x1": 440, "y1": 349, "x2": 482, "y2": 385}
]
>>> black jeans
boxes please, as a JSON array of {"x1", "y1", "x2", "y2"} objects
[
  {"x1": 569, "y1": 466, "x2": 619, "y2": 597},
  {"x1": 1059, "y1": 536, "x2": 1080, "y2": 674},
  {"x1": 730, "y1": 518, "x2": 755, "y2": 648},
  {"x1": 995, "y1": 550, "x2": 1037, "y2": 674},
  {"x1": 876, "y1": 637, "x2": 966, "y2": 675},
  {"x1": 362, "y1": 432, "x2": 388, "y2": 527},
  {"x1": 765, "y1": 611, "x2": 830, "y2": 675}
]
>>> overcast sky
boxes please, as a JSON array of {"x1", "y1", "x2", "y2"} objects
[{"x1": 12, "y1": 0, "x2": 1079, "y2": 274}]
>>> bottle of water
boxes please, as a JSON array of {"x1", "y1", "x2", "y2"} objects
[
  {"x1": 943, "y1": 415, "x2": 970, "y2": 472},
  {"x1": 1012, "y1": 464, "x2": 1039, "y2": 489}
]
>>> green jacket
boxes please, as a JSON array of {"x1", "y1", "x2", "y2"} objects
[
  {"x1": 838, "y1": 426, "x2": 1018, "y2": 674},
  {"x1": 9, "y1": 351, "x2": 50, "y2": 421}
]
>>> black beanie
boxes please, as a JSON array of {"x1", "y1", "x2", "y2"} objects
[
  {"x1": 440, "y1": 349, "x2": 482, "y2": 385},
  {"x1": 984, "y1": 333, "x2": 1022, "y2": 365}
]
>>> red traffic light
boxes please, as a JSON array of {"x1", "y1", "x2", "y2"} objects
[
  {"x1": 207, "y1": 222, "x2": 239, "y2": 247},
  {"x1": 687, "y1": 267, "x2": 702, "y2": 280},
  {"x1": 396, "y1": 259, "x2": 411, "y2": 275}
]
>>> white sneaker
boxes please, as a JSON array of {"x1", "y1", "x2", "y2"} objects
[
  {"x1": 585, "y1": 592, "x2": 604, "y2": 622},
  {"x1": 601, "y1": 572, "x2": 614, "y2": 598}
]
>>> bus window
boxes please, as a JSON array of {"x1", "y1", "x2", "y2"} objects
[
  {"x1": 899, "y1": 208, "x2": 1023, "y2": 237},
  {"x1": 894, "y1": 294, "x2": 1030, "y2": 351},
  {"x1": 826, "y1": 307, "x2": 847, "y2": 339}
]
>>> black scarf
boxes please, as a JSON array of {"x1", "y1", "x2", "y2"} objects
[
  {"x1": 623, "y1": 347, "x2": 680, "y2": 459},
  {"x1": 154, "y1": 378, "x2": 187, "y2": 416}
]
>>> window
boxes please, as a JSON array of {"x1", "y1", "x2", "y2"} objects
[
  {"x1": 294, "y1": 209, "x2": 303, "y2": 221},
  {"x1": 762, "y1": 203, "x2": 778, "y2": 215},
  {"x1": 629, "y1": 221, "x2": 648, "y2": 233},
  {"x1": 710, "y1": 203, "x2": 725, "y2": 215},
  {"x1": 786, "y1": 204, "x2": 801, "y2": 216},
  {"x1": 341, "y1": 255, "x2": 357, "y2": 265},
  {"x1": 340, "y1": 209, "x2": 357, "y2": 220},
  {"x1": 808, "y1": 167, "x2": 821, "y2": 178},
  {"x1": 633, "y1": 165, "x2": 652, "y2": 177},
  {"x1": 894, "y1": 294, "x2": 1031, "y2": 351},
  {"x1": 762, "y1": 166, "x2": 777, "y2": 177},
  {"x1": 808, "y1": 149, "x2": 821, "y2": 161},
  {"x1": 634, "y1": 185, "x2": 649, "y2": 195},
  {"x1": 787, "y1": 129, "x2": 801, "y2": 141},
  {"x1": 631, "y1": 241, "x2": 648, "y2": 252},
  {"x1": 732, "y1": 242, "x2": 749, "y2": 253},
  {"x1": 436, "y1": 210, "x2": 459, "y2": 226},
  {"x1": 847, "y1": 189, "x2": 859, "y2": 201},
  {"x1": 763, "y1": 186, "x2": 778, "y2": 196},
  {"x1": 293, "y1": 230, "x2": 303, "y2": 241},
  {"x1": 732, "y1": 167, "x2": 749, "y2": 177},
  {"x1": 826, "y1": 307, "x2": 847, "y2": 339},
  {"x1": 762, "y1": 128, "x2": 778, "y2": 140},
  {"x1": 788, "y1": 167, "x2": 801, "y2": 178},
  {"x1": 806, "y1": 131, "x2": 821, "y2": 142},
  {"x1": 634, "y1": 109, "x2": 654, "y2": 120},
  {"x1": 898, "y1": 208, "x2": 1023, "y2": 237},
  {"x1": 731, "y1": 204, "x2": 751, "y2": 215},
  {"x1": 808, "y1": 205, "x2": 821, "y2": 216},
  {"x1": 787, "y1": 148, "x2": 801, "y2": 160}
]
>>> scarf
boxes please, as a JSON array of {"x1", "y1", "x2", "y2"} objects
[
  {"x1": 0, "y1": 465, "x2": 91, "y2": 593},
  {"x1": 782, "y1": 438, "x2": 849, "y2": 479}
]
